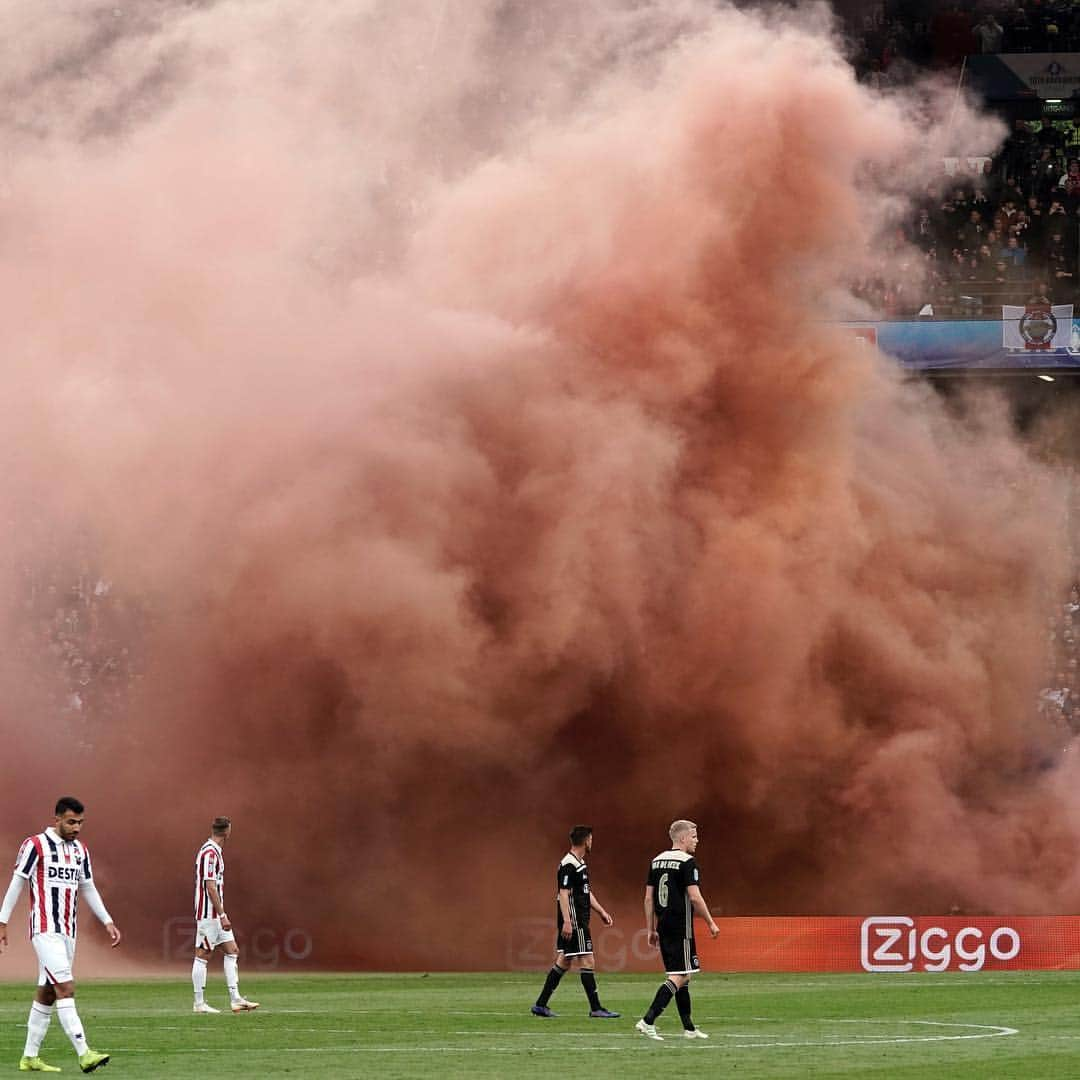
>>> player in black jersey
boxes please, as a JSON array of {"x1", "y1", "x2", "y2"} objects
[
  {"x1": 635, "y1": 819, "x2": 719, "y2": 1041},
  {"x1": 531, "y1": 826, "x2": 619, "y2": 1019}
]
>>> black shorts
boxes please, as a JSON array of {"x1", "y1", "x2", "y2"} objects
[
  {"x1": 556, "y1": 925, "x2": 593, "y2": 957},
  {"x1": 659, "y1": 931, "x2": 699, "y2": 975}
]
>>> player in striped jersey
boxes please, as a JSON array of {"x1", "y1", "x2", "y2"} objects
[
  {"x1": 635, "y1": 819, "x2": 719, "y2": 1042},
  {"x1": 0, "y1": 796, "x2": 120, "y2": 1073},
  {"x1": 531, "y1": 826, "x2": 619, "y2": 1019},
  {"x1": 191, "y1": 816, "x2": 259, "y2": 1014}
]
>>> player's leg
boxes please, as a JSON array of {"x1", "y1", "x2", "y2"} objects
[
  {"x1": 643, "y1": 973, "x2": 686, "y2": 1023},
  {"x1": 221, "y1": 939, "x2": 259, "y2": 1011},
  {"x1": 20, "y1": 978, "x2": 60, "y2": 1073},
  {"x1": 675, "y1": 934, "x2": 707, "y2": 1038},
  {"x1": 45, "y1": 936, "x2": 110, "y2": 1073},
  {"x1": 192, "y1": 941, "x2": 218, "y2": 1013},
  {"x1": 531, "y1": 941, "x2": 570, "y2": 1016},
  {"x1": 636, "y1": 934, "x2": 691, "y2": 1041},
  {"x1": 531, "y1": 957, "x2": 569, "y2": 1012},
  {"x1": 576, "y1": 954, "x2": 619, "y2": 1018},
  {"x1": 54, "y1": 985, "x2": 108, "y2": 1073},
  {"x1": 26, "y1": 933, "x2": 106, "y2": 1073},
  {"x1": 675, "y1": 976, "x2": 707, "y2": 1038}
]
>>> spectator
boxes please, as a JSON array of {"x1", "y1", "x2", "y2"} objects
[
  {"x1": 1032, "y1": 148, "x2": 1062, "y2": 201},
  {"x1": 1029, "y1": 280, "x2": 1053, "y2": 303},
  {"x1": 909, "y1": 206, "x2": 937, "y2": 251},
  {"x1": 1037, "y1": 118, "x2": 1066, "y2": 156},
  {"x1": 1006, "y1": 6, "x2": 1033, "y2": 52},
  {"x1": 1066, "y1": 116, "x2": 1080, "y2": 155},
  {"x1": 1026, "y1": 195, "x2": 1046, "y2": 253},
  {"x1": 1046, "y1": 231, "x2": 1076, "y2": 283},
  {"x1": 1003, "y1": 120, "x2": 1036, "y2": 179},
  {"x1": 1011, "y1": 213, "x2": 1032, "y2": 249},
  {"x1": 1047, "y1": 195, "x2": 1070, "y2": 222},
  {"x1": 973, "y1": 12, "x2": 1005, "y2": 52},
  {"x1": 958, "y1": 208, "x2": 986, "y2": 252},
  {"x1": 1003, "y1": 235, "x2": 1028, "y2": 268},
  {"x1": 1002, "y1": 173, "x2": 1029, "y2": 207},
  {"x1": 1057, "y1": 158, "x2": 1080, "y2": 193}
]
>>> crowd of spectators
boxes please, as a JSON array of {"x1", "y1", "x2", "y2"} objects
[
  {"x1": 837, "y1": 1, "x2": 1080, "y2": 315},
  {"x1": 851, "y1": 122, "x2": 1080, "y2": 316},
  {"x1": 850, "y1": 1, "x2": 1080, "y2": 81}
]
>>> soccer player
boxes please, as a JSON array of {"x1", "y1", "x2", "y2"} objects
[
  {"x1": 192, "y1": 816, "x2": 259, "y2": 1014},
  {"x1": 635, "y1": 819, "x2": 719, "y2": 1042},
  {"x1": 0, "y1": 795, "x2": 120, "y2": 1074},
  {"x1": 531, "y1": 825, "x2": 620, "y2": 1019}
]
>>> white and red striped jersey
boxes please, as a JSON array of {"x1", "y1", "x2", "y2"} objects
[
  {"x1": 194, "y1": 838, "x2": 224, "y2": 920},
  {"x1": 13, "y1": 827, "x2": 93, "y2": 938}
]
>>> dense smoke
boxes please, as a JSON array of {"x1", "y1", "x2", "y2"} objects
[{"x1": 1, "y1": 0, "x2": 1078, "y2": 971}]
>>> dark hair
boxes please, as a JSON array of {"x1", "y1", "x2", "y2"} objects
[
  {"x1": 569, "y1": 825, "x2": 593, "y2": 847},
  {"x1": 211, "y1": 816, "x2": 232, "y2": 835},
  {"x1": 55, "y1": 796, "x2": 84, "y2": 816}
]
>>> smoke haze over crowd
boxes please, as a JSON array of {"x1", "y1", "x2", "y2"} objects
[{"x1": 1, "y1": 0, "x2": 1079, "y2": 969}]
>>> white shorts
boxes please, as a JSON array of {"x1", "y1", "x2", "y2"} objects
[
  {"x1": 33, "y1": 933, "x2": 76, "y2": 986},
  {"x1": 195, "y1": 917, "x2": 236, "y2": 951}
]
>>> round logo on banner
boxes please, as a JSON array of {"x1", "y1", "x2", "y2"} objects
[{"x1": 1020, "y1": 304, "x2": 1056, "y2": 349}]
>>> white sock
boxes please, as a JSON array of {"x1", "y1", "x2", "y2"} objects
[
  {"x1": 192, "y1": 957, "x2": 208, "y2": 1004},
  {"x1": 24, "y1": 1002, "x2": 53, "y2": 1058},
  {"x1": 223, "y1": 953, "x2": 240, "y2": 1001},
  {"x1": 55, "y1": 998, "x2": 88, "y2": 1056}
]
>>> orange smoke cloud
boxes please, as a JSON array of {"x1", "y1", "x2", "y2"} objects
[{"x1": 1, "y1": 1, "x2": 1078, "y2": 971}]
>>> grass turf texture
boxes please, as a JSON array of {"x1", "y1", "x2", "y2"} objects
[{"x1": 2, "y1": 972, "x2": 1080, "y2": 1078}]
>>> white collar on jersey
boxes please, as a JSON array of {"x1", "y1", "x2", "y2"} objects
[
  {"x1": 44, "y1": 827, "x2": 75, "y2": 846},
  {"x1": 205, "y1": 837, "x2": 223, "y2": 852},
  {"x1": 656, "y1": 848, "x2": 692, "y2": 862}
]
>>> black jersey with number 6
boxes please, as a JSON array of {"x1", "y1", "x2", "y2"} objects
[
  {"x1": 647, "y1": 849, "x2": 699, "y2": 938},
  {"x1": 556, "y1": 852, "x2": 590, "y2": 930}
]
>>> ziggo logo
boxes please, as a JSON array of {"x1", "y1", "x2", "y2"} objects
[{"x1": 860, "y1": 916, "x2": 1021, "y2": 972}]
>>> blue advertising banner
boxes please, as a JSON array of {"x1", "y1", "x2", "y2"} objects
[{"x1": 841, "y1": 318, "x2": 1080, "y2": 371}]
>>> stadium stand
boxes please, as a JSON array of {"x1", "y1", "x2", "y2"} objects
[{"x1": 840, "y1": 0, "x2": 1080, "y2": 315}]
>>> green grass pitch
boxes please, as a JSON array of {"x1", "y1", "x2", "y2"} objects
[{"x1": 2, "y1": 971, "x2": 1080, "y2": 1078}]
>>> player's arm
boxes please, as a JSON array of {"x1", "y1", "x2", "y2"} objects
[
  {"x1": 588, "y1": 891, "x2": 614, "y2": 926},
  {"x1": 0, "y1": 872, "x2": 27, "y2": 953},
  {"x1": 79, "y1": 880, "x2": 122, "y2": 947},
  {"x1": 558, "y1": 888, "x2": 573, "y2": 939},
  {"x1": 205, "y1": 880, "x2": 231, "y2": 930},
  {"x1": 643, "y1": 885, "x2": 657, "y2": 946},
  {"x1": 687, "y1": 884, "x2": 719, "y2": 939}
]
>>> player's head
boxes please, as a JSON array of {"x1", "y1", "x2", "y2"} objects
[
  {"x1": 211, "y1": 816, "x2": 232, "y2": 842},
  {"x1": 54, "y1": 796, "x2": 85, "y2": 841},
  {"x1": 669, "y1": 819, "x2": 698, "y2": 853},
  {"x1": 569, "y1": 825, "x2": 593, "y2": 852}
]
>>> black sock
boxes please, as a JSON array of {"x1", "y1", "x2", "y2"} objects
[
  {"x1": 643, "y1": 978, "x2": 676, "y2": 1024},
  {"x1": 675, "y1": 985, "x2": 694, "y2": 1030},
  {"x1": 536, "y1": 964, "x2": 567, "y2": 1007},
  {"x1": 580, "y1": 971, "x2": 602, "y2": 1011}
]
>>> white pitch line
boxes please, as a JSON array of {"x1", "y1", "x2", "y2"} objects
[
  {"x1": 103, "y1": 1046, "x2": 645, "y2": 1054},
  {"x1": 101, "y1": 1024, "x2": 371, "y2": 1035},
  {"x1": 99, "y1": 1020, "x2": 1019, "y2": 1054}
]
